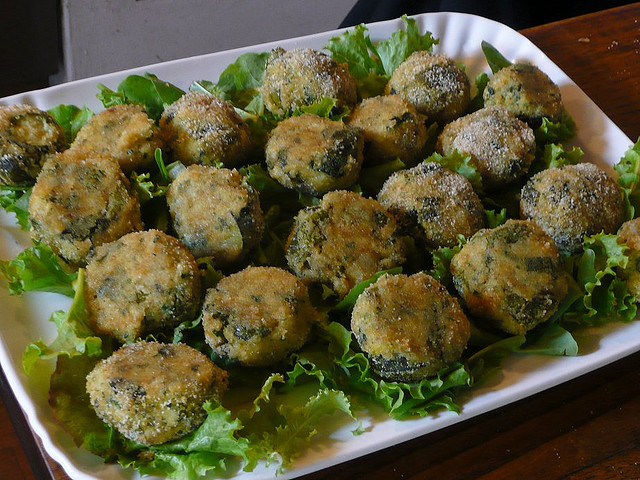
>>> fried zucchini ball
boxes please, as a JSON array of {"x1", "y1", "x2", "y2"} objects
[
  {"x1": 86, "y1": 341, "x2": 228, "y2": 445},
  {"x1": 385, "y1": 51, "x2": 470, "y2": 125},
  {"x1": 84, "y1": 230, "x2": 201, "y2": 342},
  {"x1": 166, "y1": 165, "x2": 264, "y2": 265},
  {"x1": 617, "y1": 218, "x2": 640, "y2": 300},
  {"x1": 28, "y1": 151, "x2": 142, "y2": 266},
  {"x1": 286, "y1": 190, "x2": 406, "y2": 297},
  {"x1": 202, "y1": 266, "x2": 320, "y2": 366},
  {"x1": 520, "y1": 162, "x2": 625, "y2": 254},
  {"x1": 483, "y1": 62, "x2": 563, "y2": 126},
  {"x1": 348, "y1": 94, "x2": 428, "y2": 166},
  {"x1": 159, "y1": 91, "x2": 252, "y2": 167},
  {"x1": 265, "y1": 113, "x2": 364, "y2": 196},
  {"x1": 436, "y1": 106, "x2": 536, "y2": 189},
  {"x1": 451, "y1": 219, "x2": 569, "y2": 335},
  {"x1": 0, "y1": 104, "x2": 66, "y2": 185},
  {"x1": 351, "y1": 272, "x2": 470, "y2": 382},
  {"x1": 69, "y1": 104, "x2": 162, "y2": 173},
  {"x1": 260, "y1": 47, "x2": 358, "y2": 116},
  {"x1": 378, "y1": 162, "x2": 485, "y2": 248}
]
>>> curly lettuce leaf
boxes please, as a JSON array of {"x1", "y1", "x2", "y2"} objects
[
  {"x1": 238, "y1": 366, "x2": 355, "y2": 472},
  {"x1": 0, "y1": 185, "x2": 31, "y2": 229},
  {"x1": 51, "y1": 353, "x2": 252, "y2": 479},
  {"x1": 325, "y1": 15, "x2": 438, "y2": 97},
  {"x1": 323, "y1": 322, "x2": 472, "y2": 419},
  {"x1": 47, "y1": 104, "x2": 94, "y2": 143},
  {"x1": 22, "y1": 269, "x2": 104, "y2": 374},
  {"x1": 0, "y1": 242, "x2": 77, "y2": 296},
  {"x1": 97, "y1": 73, "x2": 185, "y2": 120},
  {"x1": 528, "y1": 142, "x2": 584, "y2": 177},
  {"x1": 563, "y1": 233, "x2": 636, "y2": 326},
  {"x1": 534, "y1": 114, "x2": 577, "y2": 145},
  {"x1": 429, "y1": 236, "x2": 466, "y2": 288},
  {"x1": 247, "y1": 388, "x2": 353, "y2": 471},
  {"x1": 374, "y1": 15, "x2": 439, "y2": 76},
  {"x1": 133, "y1": 403, "x2": 250, "y2": 479},
  {"x1": 130, "y1": 171, "x2": 168, "y2": 203},
  {"x1": 295, "y1": 97, "x2": 351, "y2": 121},
  {"x1": 614, "y1": 138, "x2": 640, "y2": 220},
  {"x1": 423, "y1": 151, "x2": 484, "y2": 194},
  {"x1": 539, "y1": 143, "x2": 583, "y2": 169}
]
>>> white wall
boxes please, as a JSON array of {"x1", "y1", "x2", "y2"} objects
[{"x1": 59, "y1": 0, "x2": 359, "y2": 82}]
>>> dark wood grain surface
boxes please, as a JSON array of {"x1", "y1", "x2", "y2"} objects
[{"x1": 1, "y1": 3, "x2": 639, "y2": 479}]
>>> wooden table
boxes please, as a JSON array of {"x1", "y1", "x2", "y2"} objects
[{"x1": 1, "y1": 3, "x2": 639, "y2": 479}]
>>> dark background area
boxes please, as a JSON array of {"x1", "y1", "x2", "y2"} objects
[
  {"x1": 0, "y1": 1, "x2": 60, "y2": 97},
  {"x1": 340, "y1": 0, "x2": 635, "y2": 29},
  {"x1": 0, "y1": 1, "x2": 635, "y2": 98}
]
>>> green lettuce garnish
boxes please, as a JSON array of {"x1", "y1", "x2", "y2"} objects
[
  {"x1": 321, "y1": 322, "x2": 472, "y2": 419},
  {"x1": 429, "y1": 236, "x2": 466, "y2": 288},
  {"x1": 0, "y1": 185, "x2": 31, "y2": 229},
  {"x1": 423, "y1": 151, "x2": 483, "y2": 193},
  {"x1": 615, "y1": 138, "x2": 640, "y2": 220},
  {"x1": 0, "y1": 242, "x2": 77, "y2": 296},
  {"x1": 468, "y1": 72, "x2": 490, "y2": 112},
  {"x1": 22, "y1": 269, "x2": 104, "y2": 374},
  {"x1": 325, "y1": 15, "x2": 438, "y2": 97},
  {"x1": 47, "y1": 104, "x2": 94, "y2": 143},
  {"x1": 130, "y1": 171, "x2": 169, "y2": 203},
  {"x1": 193, "y1": 52, "x2": 270, "y2": 110},
  {"x1": 517, "y1": 322, "x2": 578, "y2": 356},
  {"x1": 358, "y1": 158, "x2": 406, "y2": 195},
  {"x1": 563, "y1": 233, "x2": 636, "y2": 326},
  {"x1": 136, "y1": 403, "x2": 250, "y2": 479},
  {"x1": 480, "y1": 40, "x2": 511, "y2": 73},
  {"x1": 484, "y1": 208, "x2": 508, "y2": 228},
  {"x1": 245, "y1": 385, "x2": 354, "y2": 471},
  {"x1": 97, "y1": 73, "x2": 185, "y2": 120},
  {"x1": 538, "y1": 142, "x2": 583, "y2": 169},
  {"x1": 333, "y1": 267, "x2": 403, "y2": 312},
  {"x1": 534, "y1": 114, "x2": 577, "y2": 145}
]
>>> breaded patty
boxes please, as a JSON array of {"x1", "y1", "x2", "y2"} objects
[
  {"x1": 286, "y1": 190, "x2": 406, "y2": 297},
  {"x1": 351, "y1": 272, "x2": 470, "y2": 382},
  {"x1": 348, "y1": 94, "x2": 428, "y2": 166},
  {"x1": 160, "y1": 91, "x2": 252, "y2": 167},
  {"x1": 436, "y1": 106, "x2": 536, "y2": 189},
  {"x1": 84, "y1": 229, "x2": 201, "y2": 342},
  {"x1": 378, "y1": 162, "x2": 485, "y2": 248},
  {"x1": 265, "y1": 113, "x2": 364, "y2": 196},
  {"x1": 86, "y1": 341, "x2": 228, "y2": 445},
  {"x1": 451, "y1": 219, "x2": 569, "y2": 335},
  {"x1": 0, "y1": 104, "x2": 66, "y2": 185},
  {"x1": 483, "y1": 62, "x2": 563, "y2": 126},
  {"x1": 520, "y1": 162, "x2": 625, "y2": 254},
  {"x1": 261, "y1": 47, "x2": 357, "y2": 116},
  {"x1": 28, "y1": 150, "x2": 142, "y2": 266},
  {"x1": 166, "y1": 165, "x2": 264, "y2": 265},
  {"x1": 617, "y1": 218, "x2": 640, "y2": 300},
  {"x1": 69, "y1": 104, "x2": 162, "y2": 173},
  {"x1": 202, "y1": 266, "x2": 320, "y2": 366},
  {"x1": 385, "y1": 51, "x2": 470, "y2": 125}
]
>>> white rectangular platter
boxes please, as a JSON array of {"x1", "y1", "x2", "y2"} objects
[{"x1": 0, "y1": 11, "x2": 636, "y2": 480}]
